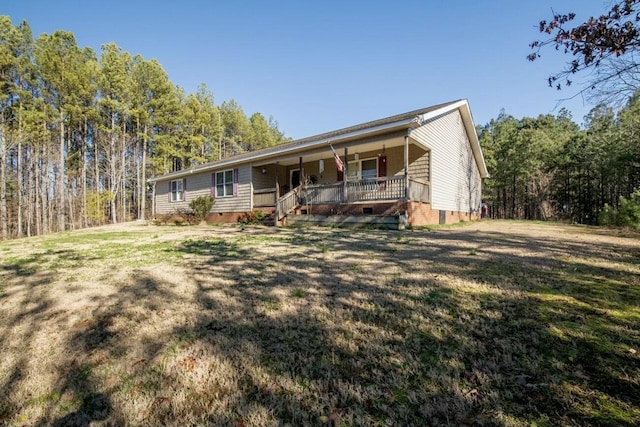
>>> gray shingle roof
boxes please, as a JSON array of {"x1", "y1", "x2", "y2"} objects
[
  {"x1": 270, "y1": 99, "x2": 463, "y2": 150},
  {"x1": 149, "y1": 99, "x2": 466, "y2": 182}
]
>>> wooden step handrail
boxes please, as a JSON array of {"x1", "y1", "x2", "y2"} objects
[{"x1": 276, "y1": 184, "x2": 302, "y2": 220}]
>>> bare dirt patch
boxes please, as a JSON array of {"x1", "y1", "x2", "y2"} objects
[{"x1": 0, "y1": 220, "x2": 638, "y2": 426}]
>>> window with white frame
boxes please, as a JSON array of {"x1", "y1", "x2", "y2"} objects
[
  {"x1": 215, "y1": 169, "x2": 234, "y2": 197},
  {"x1": 347, "y1": 158, "x2": 377, "y2": 180},
  {"x1": 170, "y1": 179, "x2": 184, "y2": 202}
]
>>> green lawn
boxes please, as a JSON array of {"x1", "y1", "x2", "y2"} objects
[{"x1": 0, "y1": 221, "x2": 638, "y2": 426}]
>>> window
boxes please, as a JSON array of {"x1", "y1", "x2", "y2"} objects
[
  {"x1": 216, "y1": 169, "x2": 234, "y2": 197},
  {"x1": 347, "y1": 158, "x2": 377, "y2": 180},
  {"x1": 361, "y1": 159, "x2": 377, "y2": 179},
  {"x1": 347, "y1": 161, "x2": 359, "y2": 181},
  {"x1": 170, "y1": 179, "x2": 184, "y2": 202}
]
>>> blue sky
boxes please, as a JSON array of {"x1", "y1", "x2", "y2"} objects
[{"x1": 4, "y1": 0, "x2": 606, "y2": 139}]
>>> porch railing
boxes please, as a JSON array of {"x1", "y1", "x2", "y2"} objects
[
  {"x1": 346, "y1": 176, "x2": 405, "y2": 201},
  {"x1": 304, "y1": 175, "x2": 407, "y2": 204},
  {"x1": 276, "y1": 185, "x2": 302, "y2": 220},
  {"x1": 274, "y1": 176, "x2": 431, "y2": 220},
  {"x1": 304, "y1": 182, "x2": 343, "y2": 204},
  {"x1": 408, "y1": 178, "x2": 430, "y2": 203},
  {"x1": 253, "y1": 188, "x2": 277, "y2": 207}
]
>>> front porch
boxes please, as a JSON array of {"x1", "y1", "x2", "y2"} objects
[
  {"x1": 249, "y1": 133, "x2": 433, "y2": 226},
  {"x1": 251, "y1": 175, "x2": 431, "y2": 226}
]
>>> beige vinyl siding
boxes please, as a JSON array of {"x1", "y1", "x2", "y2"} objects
[
  {"x1": 410, "y1": 110, "x2": 482, "y2": 212},
  {"x1": 286, "y1": 159, "x2": 339, "y2": 189},
  {"x1": 387, "y1": 145, "x2": 430, "y2": 180},
  {"x1": 279, "y1": 143, "x2": 429, "y2": 189},
  {"x1": 287, "y1": 150, "x2": 376, "y2": 188},
  {"x1": 300, "y1": 159, "x2": 325, "y2": 184},
  {"x1": 383, "y1": 146, "x2": 404, "y2": 176},
  {"x1": 212, "y1": 166, "x2": 252, "y2": 212},
  {"x1": 408, "y1": 145, "x2": 430, "y2": 182},
  {"x1": 282, "y1": 132, "x2": 408, "y2": 186},
  {"x1": 155, "y1": 177, "x2": 194, "y2": 214},
  {"x1": 252, "y1": 165, "x2": 276, "y2": 190},
  {"x1": 155, "y1": 165, "x2": 252, "y2": 214},
  {"x1": 253, "y1": 164, "x2": 290, "y2": 194}
]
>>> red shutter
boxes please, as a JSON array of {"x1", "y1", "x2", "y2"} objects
[
  {"x1": 378, "y1": 156, "x2": 387, "y2": 190},
  {"x1": 233, "y1": 168, "x2": 239, "y2": 196},
  {"x1": 378, "y1": 155, "x2": 387, "y2": 177},
  {"x1": 337, "y1": 168, "x2": 343, "y2": 182},
  {"x1": 183, "y1": 178, "x2": 187, "y2": 202},
  {"x1": 168, "y1": 181, "x2": 171, "y2": 203},
  {"x1": 211, "y1": 173, "x2": 216, "y2": 198}
]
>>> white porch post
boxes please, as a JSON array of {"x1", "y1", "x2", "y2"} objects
[
  {"x1": 275, "y1": 162, "x2": 280, "y2": 199},
  {"x1": 299, "y1": 156, "x2": 303, "y2": 185},
  {"x1": 275, "y1": 162, "x2": 280, "y2": 225},
  {"x1": 404, "y1": 135, "x2": 409, "y2": 199},
  {"x1": 343, "y1": 147, "x2": 348, "y2": 203}
]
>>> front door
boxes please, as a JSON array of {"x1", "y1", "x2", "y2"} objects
[{"x1": 291, "y1": 169, "x2": 301, "y2": 189}]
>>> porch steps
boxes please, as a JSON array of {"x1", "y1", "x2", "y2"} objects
[{"x1": 285, "y1": 214, "x2": 407, "y2": 230}]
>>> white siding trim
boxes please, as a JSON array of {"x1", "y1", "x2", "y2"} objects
[{"x1": 249, "y1": 164, "x2": 254, "y2": 210}]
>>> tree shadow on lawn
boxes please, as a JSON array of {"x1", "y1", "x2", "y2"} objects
[
  {"x1": 157, "y1": 226, "x2": 639, "y2": 426},
  {"x1": 0, "y1": 255, "x2": 59, "y2": 423},
  {"x1": 377, "y1": 227, "x2": 640, "y2": 425},
  {"x1": 0, "y1": 224, "x2": 638, "y2": 426},
  {"x1": 0, "y1": 256, "x2": 182, "y2": 425}
]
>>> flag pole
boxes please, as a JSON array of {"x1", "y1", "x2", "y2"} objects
[{"x1": 329, "y1": 141, "x2": 344, "y2": 172}]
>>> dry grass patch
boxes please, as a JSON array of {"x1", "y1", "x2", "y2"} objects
[{"x1": 0, "y1": 221, "x2": 639, "y2": 426}]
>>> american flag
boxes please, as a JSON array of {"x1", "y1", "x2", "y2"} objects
[{"x1": 329, "y1": 144, "x2": 344, "y2": 172}]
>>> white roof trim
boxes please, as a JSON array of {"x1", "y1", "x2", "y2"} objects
[{"x1": 412, "y1": 99, "x2": 467, "y2": 126}]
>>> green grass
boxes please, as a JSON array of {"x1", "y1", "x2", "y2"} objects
[
  {"x1": 40, "y1": 230, "x2": 159, "y2": 246},
  {"x1": 26, "y1": 392, "x2": 61, "y2": 407},
  {"x1": 1, "y1": 237, "x2": 177, "y2": 275},
  {"x1": 0, "y1": 221, "x2": 638, "y2": 426}
]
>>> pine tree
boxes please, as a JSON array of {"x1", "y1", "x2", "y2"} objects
[{"x1": 35, "y1": 30, "x2": 89, "y2": 231}]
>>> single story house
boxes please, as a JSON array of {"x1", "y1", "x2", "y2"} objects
[{"x1": 149, "y1": 99, "x2": 489, "y2": 227}]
